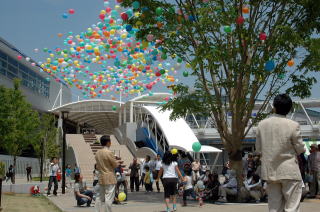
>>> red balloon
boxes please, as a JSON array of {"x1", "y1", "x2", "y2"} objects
[
  {"x1": 259, "y1": 32, "x2": 267, "y2": 41},
  {"x1": 155, "y1": 72, "x2": 161, "y2": 77},
  {"x1": 17, "y1": 55, "x2": 22, "y2": 60},
  {"x1": 68, "y1": 9, "x2": 75, "y2": 14},
  {"x1": 106, "y1": 7, "x2": 112, "y2": 13},
  {"x1": 236, "y1": 16, "x2": 245, "y2": 25},
  {"x1": 146, "y1": 84, "x2": 152, "y2": 90},
  {"x1": 121, "y1": 12, "x2": 129, "y2": 21},
  {"x1": 99, "y1": 14, "x2": 105, "y2": 20}
]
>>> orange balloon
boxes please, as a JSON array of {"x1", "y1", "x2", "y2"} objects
[
  {"x1": 287, "y1": 59, "x2": 295, "y2": 67},
  {"x1": 242, "y1": 7, "x2": 249, "y2": 14},
  {"x1": 57, "y1": 33, "x2": 63, "y2": 37}
]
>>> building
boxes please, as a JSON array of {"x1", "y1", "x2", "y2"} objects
[{"x1": 0, "y1": 37, "x2": 71, "y2": 111}]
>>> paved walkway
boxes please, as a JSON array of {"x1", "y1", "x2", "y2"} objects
[{"x1": 47, "y1": 189, "x2": 320, "y2": 212}]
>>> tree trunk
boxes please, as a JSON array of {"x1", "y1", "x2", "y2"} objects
[
  {"x1": 228, "y1": 149, "x2": 244, "y2": 201},
  {"x1": 40, "y1": 139, "x2": 44, "y2": 182},
  {"x1": 0, "y1": 178, "x2": 2, "y2": 210},
  {"x1": 13, "y1": 156, "x2": 16, "y2": 184}
]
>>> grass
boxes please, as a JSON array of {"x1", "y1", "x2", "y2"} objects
[
  {"x1": 32, "y1": 177, "x2": 49, "y2": 181},
  {"x1": 2, "y1": 193, "x2": 62, "y2": 212}
]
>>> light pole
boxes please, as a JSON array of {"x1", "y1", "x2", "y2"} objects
[{"x1": 61, "y1": 111, "x2": 69, "y2": 194}]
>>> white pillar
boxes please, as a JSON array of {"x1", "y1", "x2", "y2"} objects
[
  {"x1": 57, "y1": 112, "x2": 63, "y2": 144},
  {"x1": 130, "y1": 102, "x2": 133, "y2": 123},
  {"x1": 118, "y1": 106, "x2": 122, "y2": 127},
  {"x1": 123, "y1": 106, "x2": 127, "y2": 124}
]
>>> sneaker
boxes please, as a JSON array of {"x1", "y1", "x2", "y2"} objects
[
  {"x1": 166, "y1": 207, "x2": 171, "y2": 212},
  {"x1": 47, "y1": 194, "x2": 52, "y2": 197},
  {"x1": 173, "y1": 204, "x2": 177, "y2": 211}
]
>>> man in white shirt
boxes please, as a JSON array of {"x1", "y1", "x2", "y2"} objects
[
  {"x1": 153, "y1": 154, "x2": 162, "y2": 192},
  {"x1": 256, "y1": 94, "x2": 305, "y2": 212},
  {"x1": 47, "y1": 157, "x2": 59, "y2": 196}
]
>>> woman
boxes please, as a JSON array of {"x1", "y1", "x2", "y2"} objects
[
  {"x1": 157, "y1": 151, "x2": 183, "y2": 212},
  {"x1": 74, "y1": 173, "x2": 93, "y2": 207}
]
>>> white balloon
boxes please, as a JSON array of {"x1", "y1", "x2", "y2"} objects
[{"x1": 26, "y1": 57, "x2": 30, "y2": 61}]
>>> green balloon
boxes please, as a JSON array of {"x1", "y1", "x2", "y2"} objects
[
  {"x1": 224, "y1": 26, "x2": 232, "y2": 33},
  {"x1": 183, "y1": 71, "x2": 189, "y2": 77},
  {"x1": 160, "y1": 69, "x2": 166, "y2": 74},
  {"x1": 177, "y1": 58, "x2": 183, "y2": 63},
  {"x1": 112, "y1": 106, "x2": 117, "y2": 111},
  {"x1": 192, "y1": 142, "x2": 202, "y2": 152},
  {"x1": 161, "y1": 54, "x2": 167, "y2": 60},
  {"x1": 156, "y1": 7, "x2": 163, "y2": 16}
]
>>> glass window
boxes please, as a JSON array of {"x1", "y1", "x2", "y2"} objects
[
  {"x1": 8, "y1": 57, "x2": 18, "y2": 67},
  {"x1": 7, "y1": 71, "x2": 16, "y2": 79},
  {"x1": 8, "y1": 64, "x2": 18, "y2": 74},
  {"x1": 19, "y1": 64, "x2": 29, "y2": 74},
  {"x1": 0, "y1": 59, "x2": 7, "y2": 69},
  {"x1": 0, "y1": 50, "x2": 7, "y2": 60},
  {"x1": 0, "y1": 67, "x2": 6, "y2": 75}
]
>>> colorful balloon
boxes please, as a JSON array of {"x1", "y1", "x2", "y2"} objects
[
  {"x1": 68, "y1": 9, "x2": 75, "y2": 14},
  {"x1": 192, "y1": 142, "x2": 201, "y2": 152},
  {"x1": 265, "y1": 60, "x2": 275, "y2": 71},
  {"x1": 118, "y1": 192, "x2": 126, "y2": 202},
  {"x1": 171, "y1": 148, "x2": 178, "y2": 155}
]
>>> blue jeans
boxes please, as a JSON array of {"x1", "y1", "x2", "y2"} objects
[{"x1": 76, "y1": 190, "x2": 93, "y2": 206}]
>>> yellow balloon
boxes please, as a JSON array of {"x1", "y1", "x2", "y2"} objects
[
  {"x1": 110, "y1": 29, "x2": 115, "y2": 35},
  {"x1": 171, "y1": 148, "x2": 178, "y2": 155},
  {"x1": 100, "y1": 10, "x2": 106, "y2": 14}
]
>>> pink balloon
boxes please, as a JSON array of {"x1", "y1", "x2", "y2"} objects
[{"x1": 17, "y1": 55, "x2": 22, "y2": 60}]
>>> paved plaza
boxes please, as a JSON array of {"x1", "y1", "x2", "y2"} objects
[{"x1": 46, "y1": 189, "x2": 320, "y2": 212}]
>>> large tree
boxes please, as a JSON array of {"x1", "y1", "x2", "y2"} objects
[
  {"x1": 121, "y1": 0, "x2": 320, "y2": 181},
  {"x1": 32, "y1": 113, "x2": 59, "y2": 180},
  {"x1": 0, "y1": 79, "x2": 40, "y2": 183}
]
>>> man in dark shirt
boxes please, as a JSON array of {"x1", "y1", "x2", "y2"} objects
[
  {"x1": 26, "y1": 164, "x2": 32, "y2": 182},
  {"x1": 129, "y1": 158, "x2": 140, "y2": 192}
]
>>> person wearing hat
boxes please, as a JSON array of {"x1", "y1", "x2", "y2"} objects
[
  {"x1": 256, "y1": 94, "x2": 306, "y2": 212},
  {"x1": 308, "y1": 144, "x2": 320, "y2": 199}
]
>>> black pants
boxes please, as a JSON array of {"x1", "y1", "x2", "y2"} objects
[
  {"x1": 154, "y1": 170, "x2": 160, "y2": 191},
  {"x1": 27, "y1": 173, "x2": 32, "y2": 181},
  {"x1": 140, "y1": 173, "x2": 145, "y2": 186},
  {"x1": 93, "y1": 180, "x2": 98, "y2": 187},
  {"x1": 183, "y1": 188, "x2": 196, "y2": 201},
  {"x1": 76, "y1": 190, "x2": 93, "y2": 206},
  {"x1": 130, "y1": 176, "x2": 139, "y2": 192},
  {"x1": 163, "y1": 178, "x2": 178, "y2": 198},
  {"x1": 47, "y1": 176, "x2": 58, "y2": 195},
  {"x1": 145, "y1": 183, "x2": 153, "y2": 192}
]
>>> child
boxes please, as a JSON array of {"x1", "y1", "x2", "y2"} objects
[
  {"x1": 144, "y1": 166, "x2": 153, "y2": 192},
  {"x1": 194, "y1": 180, "x2": 205, "y2": 207},
  {"x1": 66, "y1": 164, "x2": 72, "y2": 189},
  {"x1": 182, "y1": 168, "x2": 196, "y2": 206}
]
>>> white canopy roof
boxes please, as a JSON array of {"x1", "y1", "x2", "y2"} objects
[{"x1": 143, "y1": 106, "x2": 222, "y2": 153}]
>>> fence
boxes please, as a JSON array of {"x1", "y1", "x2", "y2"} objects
[{"x1": 0, "y1": 154, "x2": 40, "y2": 178}]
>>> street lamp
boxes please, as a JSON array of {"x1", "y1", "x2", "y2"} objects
[{"x1": 61, "y1": 111, "x2": 69, "y2": 194}]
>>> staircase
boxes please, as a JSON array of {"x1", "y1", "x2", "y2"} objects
[{"x1": 66, "y1": 134, "x2": 95, "y2": 181}]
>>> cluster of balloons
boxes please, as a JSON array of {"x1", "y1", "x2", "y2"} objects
[{"x1": 36, "y1": 3, "x2": 188, "y2": 99}]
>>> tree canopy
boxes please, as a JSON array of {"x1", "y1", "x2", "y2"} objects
[{"x1": 121, "y1": 0, "x2": 320, "y2": 161}]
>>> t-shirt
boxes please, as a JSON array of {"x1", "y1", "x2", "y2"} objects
[
  {"x1": 129, "y1": 163, "x2": 140, "y2": 177},
  {"x1": 161, "y1": 162, "x2": 178, "y2": 178},
  {"x1": 26, "y1": 167, "x2": 32, "y2": 173},
  {"x1": 155, "y1": 160, "x2": 162, "y2": 171},
  {"x1": 74, "y1": 181, "x2": 86, "y2": 197},
  {"x1": 49, "y1": 164, "x2": 59, "y2": 177},
  {"x1": 66, "y1": 168, "x2": 72, "y2": 177}
]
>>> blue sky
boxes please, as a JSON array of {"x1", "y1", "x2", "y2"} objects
[{"x1": 0, "y1": 0, "x2": 319, "y2": 100}]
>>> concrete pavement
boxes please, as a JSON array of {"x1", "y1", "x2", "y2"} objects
[{"x1": 47, "y1": 189, "x2": 320, "y2": 212}]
